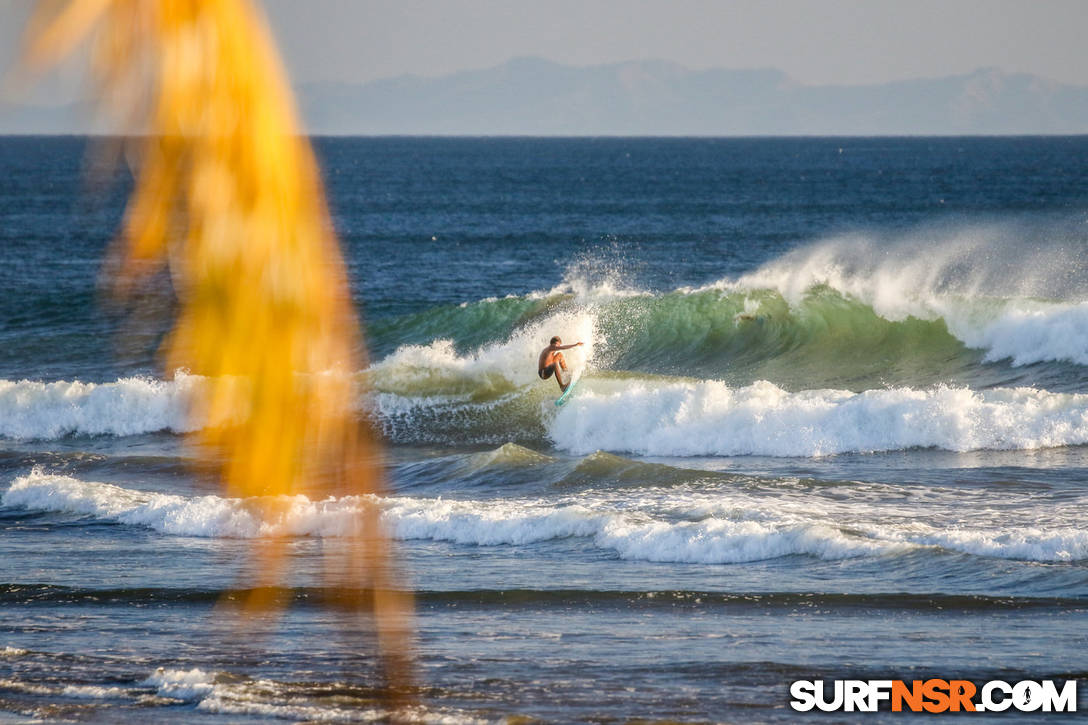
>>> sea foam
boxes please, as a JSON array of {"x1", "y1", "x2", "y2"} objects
[
  {"x1": 726, "y1": 230, "x2": 1088, "y2": 367},
  {"x1": 142, "y1": 668, "x2": 216, "y2": 701},
  {"x1": 141, "y1": 667, "x2": 475, "y2": 723},
  {"x1": 549, "y1": 380, "x2": 1088, "y2": 457},
  {"x1": 0, "y1": 374, "x2": 196, "y2": 439},
  {"x1": 1, "y1": 471, "x2": 882, "y2": 563},
  {"x1": 0, "y1": 471, "x2": 363, "y2": 538},
  {"x1": 6, "y1": 471, "x2": 1084, "y2": 563}
]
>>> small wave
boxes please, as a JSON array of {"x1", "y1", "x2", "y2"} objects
[
  {"x1": 391, "y1": 445, "x2": 717, "y2": 494},
  {"x1": 59, "y1": 684, "x2": 132, "y2": 700},
  {"x1": 1, "y1": 471, "x2": 880, "y2": 563},
  {"x1": 142, "y1": 667, "x2": 481, "y2": 723},
  {"x1": 0, "y1": 471, "x2": 897, "y2": 564},
  {"x1": 462, "y1": 442, "x2": 555, "y2": 471},
  {"x1": 0, "y1": 664, "x2": 477, "y2": 723},
  {"x1": 142, "y1": 668, "x2": 215, "y2": 702},
  {"x1": 0, "y1": 374, "x2": 196, "y2": 440},
  {"x1": 870, "y1": 524, "x2": 1088, "y2": 563},
  {"x1": 0, "y1": 677, "x2": 137, "y2": 702},
  {"x1": 1, "y1": 470, "x2": 365, "y2": 538},
  {"x1": 6, "y1": 471, "x2": 1086, "y2": 564},
  {"x1": 557, "y1": 450, "x2": 721, "y2": 488},
  {"x1": 0, "y1": 678, "x2": 54, "y2": 696},
  {"x1": 593, "y1": 517, "x2": 888, "y2": 563}
]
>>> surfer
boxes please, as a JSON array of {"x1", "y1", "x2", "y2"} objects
[{"x1": 538, "y1": 336, "x2": 583, "y2": 392}]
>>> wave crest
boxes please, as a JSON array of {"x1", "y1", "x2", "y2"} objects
[
  {"x1": 551, "y1": 380, "x2": 1088, "y2": 457},
  {"x1": 0, "y1": 374, "x2": 195, "y2": 440},
  {"x1": 6, "y1": 471, "x2": 1085, "y2": 564}
]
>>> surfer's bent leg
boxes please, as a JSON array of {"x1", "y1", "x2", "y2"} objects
[
  {"x1": 553, "y1": 353, "x2": 572, "y2": 391},
  {"x1": 555, "y1": 354, "x2": 570, "y2": 390},
  {"x1": 555, "y1": 365, "x2": 570, "y2": 392}
]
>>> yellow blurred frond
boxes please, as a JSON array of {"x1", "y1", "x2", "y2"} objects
[{"x1": 26, "y1": 0, "x2": 414, "y2": 700}]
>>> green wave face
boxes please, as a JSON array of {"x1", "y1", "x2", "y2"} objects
[
  {"x1": 367, "y1": 295, "x2": 549, "y2": 360},
  {"x1": 594, "y1": 286, "x2": 978, "y2": 389},
  {"x1": 368, "y1": 285, "x2": 996, "y2": 394},
  {"x1": 360, "y1": 260, "x2": 1088, "y2": 454}
]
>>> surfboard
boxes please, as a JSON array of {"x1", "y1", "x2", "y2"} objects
[{"x1": 555, "y1": 376, "x2": 580, "y2": 407}]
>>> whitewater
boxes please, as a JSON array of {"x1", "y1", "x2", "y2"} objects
[
  {"x1": 9, "y1": 235, "x2": 1088, "y2": 457},
  {"x1": 7, "y1": 468, "x2": 1087, "y2": 563}
]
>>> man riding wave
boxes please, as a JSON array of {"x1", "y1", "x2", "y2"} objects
[{"x1": 538, "y1": 336, "x2": 583, "y2": 392}]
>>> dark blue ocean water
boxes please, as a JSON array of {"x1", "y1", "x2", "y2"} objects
[{"x1": 2, "y1": 136, "x2": 1088, "y2": 722}]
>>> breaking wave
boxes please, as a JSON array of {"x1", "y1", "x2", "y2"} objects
[
  {"x1": 9, "y1": 230, "x2": 1088, "y2": 459},
  {"x1": 0, "y1": 374, "x2": 196, "y2": 440},
  {"x1": 548, "y1": 380, "x2": 1088, "y2": 457},
  {"x1": 363, "y1": 229, "x2": 1088, "y2": 453},
  {"x1": 5, "y1": 470, "x2": 1087, "y2": 563}
]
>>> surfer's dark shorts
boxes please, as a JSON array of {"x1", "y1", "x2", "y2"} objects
[{"x1": 540, "y1": 364, "x2": 568, "y2": 384}]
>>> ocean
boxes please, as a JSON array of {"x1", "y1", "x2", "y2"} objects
[{"x1": 2, "y1": 135, "x2": 1088, "y2": 722}]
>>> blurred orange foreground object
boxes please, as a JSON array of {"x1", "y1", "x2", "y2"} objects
[{"x1": 23, "y1": 0, "x2": 415, "y2": 699}]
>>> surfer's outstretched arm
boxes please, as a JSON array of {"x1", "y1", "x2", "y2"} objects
[{"x1": 557, "y1": 342, "x2": 584, "y2": 351}]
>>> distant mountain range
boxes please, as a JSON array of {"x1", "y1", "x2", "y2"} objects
[{"x1": 6, "y1": 57, "x2": 1088, "y2": 135}]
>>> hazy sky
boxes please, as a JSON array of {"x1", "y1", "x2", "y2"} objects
[
  {"x1": 3, "y1": 0, "x2": 1088, "y2": 97},
  {"x1": 259, "y1": 0, "x2": 1088, "y2": 86}
]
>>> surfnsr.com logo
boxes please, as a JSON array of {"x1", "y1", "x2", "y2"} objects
[{"x1": 790, "y1": 679, "x2": 1078, "y2": 713}]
